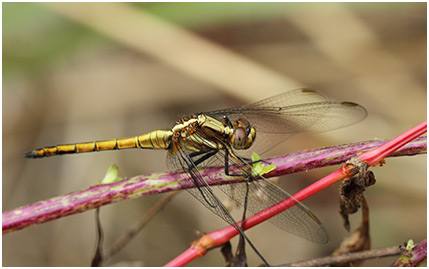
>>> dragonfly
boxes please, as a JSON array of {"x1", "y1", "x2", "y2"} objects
[{"x1": 25, "y1": 88, "x2": 367, "y2": 244}]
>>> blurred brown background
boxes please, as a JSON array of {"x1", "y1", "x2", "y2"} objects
[{"x1": 3, "y1": 2, "x2": 426, "y2": 266}]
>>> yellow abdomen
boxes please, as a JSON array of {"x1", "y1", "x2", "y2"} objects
[{"x1": 25, "y1": 130, "x2": 173, "y2": 158}]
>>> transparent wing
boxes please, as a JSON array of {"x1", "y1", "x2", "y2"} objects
[
  {"x1": 218, "y1": 178, "x2": 329, "y2": 244},
  {"x1": 207, "y1": 89, "x2": 367, "y2": 134},
  {"x1": 206, "y1": 88, "x2": 367, "y2": 155},
  {"x1": 167, "y1": 136, "x2": 241, "y2": 229},
  {"x1": 248, "y1": 88, "x2": 330, "y2": 107},
  {"x1": 196, "y1": 146, "x2": 329, "y2": 244},
  {"x1": 167, "y1": 126, "x2": 328, "y2": 243}
]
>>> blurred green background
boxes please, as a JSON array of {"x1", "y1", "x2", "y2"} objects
[{"x1": 3, "y1": 2, "x2": 426, "y2": 266}]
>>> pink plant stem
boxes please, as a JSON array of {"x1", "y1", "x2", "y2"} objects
[
  {"x1": 391, "y1": 239, "x2": 427, "y2": 266},
  {"x1": 165, "y1": 120, "x2": 427, "y2": 267},
  {"x1": 6, "y1": 137, "x2": 424, "y2": 235}
]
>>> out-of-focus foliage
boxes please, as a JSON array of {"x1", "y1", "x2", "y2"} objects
[{"x1": 3, "y1": 3, "x2": 113, "y2": 81}]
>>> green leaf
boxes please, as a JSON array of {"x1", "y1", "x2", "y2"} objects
[
  {"x1": 100, "y1": 164, "x2": 123, "y2": 184},
  {"x1": 250, "y1": 152, "x2": 276, "y2": 177},
  {"x1": 406, "y1": 239, "x2": 415, "y2": 251}
]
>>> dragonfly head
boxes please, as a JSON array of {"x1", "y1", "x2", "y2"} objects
[{"x1": 231, "y1": 118, "x2": 256, "y2": 150}]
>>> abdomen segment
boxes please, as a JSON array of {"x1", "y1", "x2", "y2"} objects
[{"x1": 25, "y1": 130, "x2": 173, "y2": 158}]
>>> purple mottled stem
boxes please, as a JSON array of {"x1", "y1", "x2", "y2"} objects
[
  {"x1": 3, "y1": 136, "x2": 426, "y2": 234},
  {"x1": 392, "y1": 239, "x2": 427, "y2": 266},
  {"x1": 267, "y1": 136, "x2": 426, "y2": 177}
]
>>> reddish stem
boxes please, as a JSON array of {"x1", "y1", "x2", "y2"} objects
[
  {"x1": 359, "y1": 120, "x2": 427, "y2": 165},
  {"x1": 165, "y1": 121, "x2": 427, "y2": 266}
]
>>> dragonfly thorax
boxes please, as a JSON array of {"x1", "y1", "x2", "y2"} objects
[
  {"x1": 172, "y1": 116, "x2": 200, "y2": 138},
  {"x1": 170, "y1": 114, "x2": 256, "y2": 152}
]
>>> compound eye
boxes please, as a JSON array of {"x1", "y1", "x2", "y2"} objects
[
  {"x1": 245, "y1": 125, "x2": 252, "y2": 135},
  {"x1": 237, "y1": 118, "x2": 250, "y2": 128},
  {"x1": 234, "y1": 127, "x2": 246, "y2": 141},
  {"x1": 233, "y1": 127, "x2": 247, "y2": 149},
  {"x1": 236, "y1": 118, "x2": 253, "y2": 135}
]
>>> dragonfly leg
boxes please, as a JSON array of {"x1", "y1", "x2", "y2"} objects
[
  {"x1": 186, "y1": 150, "x2": 221, "y2": 208},
  {"x1": 223, "y1": 150, "x2": 253, "y2": 178},
  {"x1": 239, "y1": 156, "x2": 271, "y2": 166},
  {"x1": 190, "y1": 150, "x2": 218, "y2": 166},
  {"x1": 223, "y1": 151, "x2": 270, "y2": 266}
]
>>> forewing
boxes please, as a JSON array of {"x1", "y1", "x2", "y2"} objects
[
  {"x1": 206, "y1": 89, "x2": 367, "y2": 155},
  {"x1": 247, "y1": 88, "x2": 330, "y2": 107},
  {"x1": 206, "y1": 88, "x2": 366, "y2": 134},
  {"x1": 210, "y1": 89, "x2": 330, "y2": 116}
]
